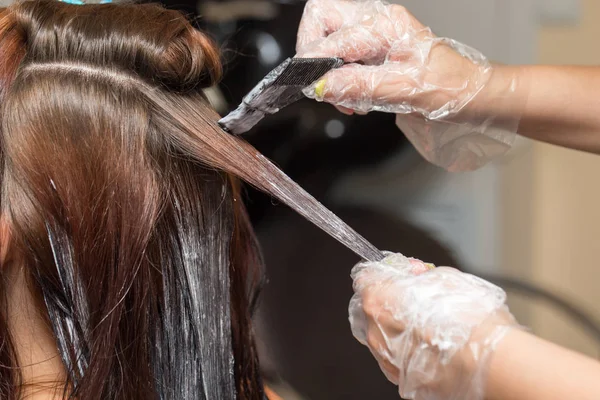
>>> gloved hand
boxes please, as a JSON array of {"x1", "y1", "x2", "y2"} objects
[
  {"x1": 296, "y1": 0, "x2": 526, "y2": 171},
  {"x1": 349, "y1": 253, "x2": 519, "y2": 400}
]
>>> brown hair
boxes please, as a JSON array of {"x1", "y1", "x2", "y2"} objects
[
  {"x1": 0, "y1": 1, "x2": 380, "y2": 398},
  {"x1": 0, "y1": 1, "x2": 263, "y2": 398}
]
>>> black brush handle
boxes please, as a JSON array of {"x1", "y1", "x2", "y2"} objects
[
  {"x1": 273, "y1": 57, "x2": 344, "y2": 86},
  {"x1": 218, "y1": 57, "x2": 344, "y2": 135}
]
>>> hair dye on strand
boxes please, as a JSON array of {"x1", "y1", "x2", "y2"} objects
[
  {"x1": 0, "y1": 2, "x2": 383, "y2": 399},
  {"x1": 146, "y1": 88, "x2": 385, "y2": 262}
]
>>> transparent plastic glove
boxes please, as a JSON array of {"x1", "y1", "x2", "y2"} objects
[
  {"x1": 349, "y1": 253, "x2": 519, "y2": 400},
  {"x1": 296, "y1": 0, "x2": 525, "y2": 171}
]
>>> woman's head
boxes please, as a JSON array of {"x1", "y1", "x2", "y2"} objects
[
  {"x1": 0, "y1": 1, "x2": 381, "y2": 398},
  {"x1": 0, "y1": 1, "x2": 263, "y2": 398}
]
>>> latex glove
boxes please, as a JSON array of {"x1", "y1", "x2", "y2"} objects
[
  {"x1": 296, "y1": 0, "x2": 525, "y2": 171},
  {"x1": 349, "y1": 253, "x2": 519, "y2": 400}
]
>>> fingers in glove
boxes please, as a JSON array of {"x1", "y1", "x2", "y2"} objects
[
  {"x1": 307, "y1": 63, "x2": 424, "y2": 113},
  {"x1": 296, "y1": 0, "x2": 356, "y2": 52},
  {"x1": 298, "y1": 2, "x2": 428, "y2": 62},
  {"x1": 366, "y1": 323, "x2": 401, "y2": 384}
]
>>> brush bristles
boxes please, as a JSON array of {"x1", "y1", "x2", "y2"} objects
[
  {"x1": 218, "y1": 57, "x2": 344, "y2": 135},
  {"x1": 272, "y1": 57, "x2": 343, "y2": 86}
]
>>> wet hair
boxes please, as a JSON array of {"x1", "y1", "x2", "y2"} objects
[{"x1": 0, "y1": 1, "x2": 267, "y2": 398}]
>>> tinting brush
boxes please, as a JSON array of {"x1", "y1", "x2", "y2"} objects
[
  {"x1": 217, "y1": 56, "x2": 384, "y2": 262},
  {"x1": 218, "y1": 57, "x2": 344, "y2": 135}
]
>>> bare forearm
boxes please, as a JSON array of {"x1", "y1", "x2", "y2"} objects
[
  {"x1": 486, "y1": 329, "x2": 600, "y2": 400},
  {"x1": 492, "y1": 65, "x2": 600, "y2": 153}
]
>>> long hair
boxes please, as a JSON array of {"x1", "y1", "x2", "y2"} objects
[{"x1": 0, "y1": 1, "x2": 266, "y2": 398}]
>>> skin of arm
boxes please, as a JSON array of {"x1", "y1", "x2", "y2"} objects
[
  {"x1": 264, "y1": 386, "x2": 283, "y2": 400},
  {"x1": 484, "y1": 329, "x2": 600, "y2": 400},
  {"x1": 486, "y1": 65, "x2": 600, "y2": 153}
]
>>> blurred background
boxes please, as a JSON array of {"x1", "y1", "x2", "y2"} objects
[{"x1": 4, "y1": 0, "x2": 600, "y2": 397}]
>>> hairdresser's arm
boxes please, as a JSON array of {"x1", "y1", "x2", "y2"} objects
[
  {"x1": 485, "y1": 328, "x2": 600, "y2": 400},
  {"x1": 488, "y1": 65, "x2": 600, "y2": 154},
  {"x1": 264, "y1": 386, "x2": 283, "y2": 400},
  {"x1": 296, "y1": 0, "x2": 600, "y2": 170},
  {"x1": 349, "y1": 255, "x2": 600, "y2": 400}
]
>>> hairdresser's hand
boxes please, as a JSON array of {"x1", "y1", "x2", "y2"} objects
[
  {"x1": 297, "y1": 0, "x2": 486, "y2": 116},
  {"x1": 349, "y1": 253, "x2": 519, "y2": 400},
  {"x1": 296, "y1": 0, "x2": 525, "y2": 171}
]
